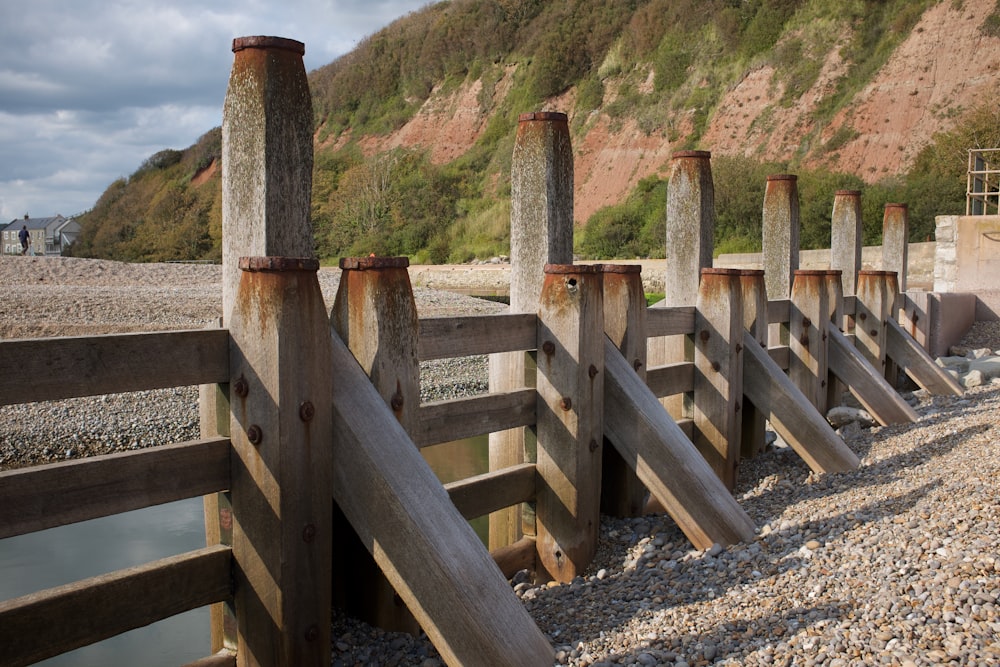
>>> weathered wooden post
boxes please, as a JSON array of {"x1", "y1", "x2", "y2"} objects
[
  {"x1": 490, "y1": 112, "x2": 573, "y2": 550},
  {"x1": 762, "y1": 174, "x2": 800, "y2": 346},
  {"x1": 882, "y1": 203, "x2": 909, "y2": 293},
  {"x1": 535, "y1": 264, "x2": 604, "y2": 582},
  {"x1": 855, "y1": 270, "x2": 895, "y2": 379},
  {"x1": 214, "y1": 36, "x2": 332, "y2": 666},
  {"x1": 830, "y1": 190, "x2": 863, "y2": 296},
  {"x1": 329, "y1": 256, "x2": 421, "y2": 634},
  {"x1": 693, "y1": 268, "x2": 743, "y2": 490},
  {"x1": 228, "y1": 257, "x2": 334, "y2": 666},
  {"x1": 738, "y1": 270, "x2": 768, "y2": 458},
  {"x1": 652, "y1": 151, "x2": 715, "y2": 417},
  {"x1": 600, "y1": 264, "x2": 648, "y2": 517},
  {"x1": 789, "y1": 270, "x2": 834, "y2": 413},
  {"x1": 824, "y1": 270, "x2": 847, "y2": 408}
]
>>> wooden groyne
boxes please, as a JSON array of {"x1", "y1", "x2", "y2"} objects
[{"x1": 0, "y1": 34, "x2": 964, "y2": 667}]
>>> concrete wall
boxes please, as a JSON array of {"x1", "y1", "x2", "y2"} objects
[
  {"x1": 715, "y1": 242, "x2": 936, "y2": 291},
  {"x1": 934, "y1": 215, "x2": 1000, "y2": 321}
]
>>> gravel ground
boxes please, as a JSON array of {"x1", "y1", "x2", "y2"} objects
[{"x1": 2, "y1": 257, "x2": 998, "y2": 667}]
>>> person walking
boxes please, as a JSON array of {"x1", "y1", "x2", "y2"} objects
[{"x1": 18, "y1": 224, "x2": 29, "y2": 255}]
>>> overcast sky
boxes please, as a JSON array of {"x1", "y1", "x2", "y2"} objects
[{"x1": 0, "y1": 0, "x2": 432, "y2": 222}]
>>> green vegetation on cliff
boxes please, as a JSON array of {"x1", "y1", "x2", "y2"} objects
[{"x1": 73, "y1": 0, "x2": 999, "y2": 264}]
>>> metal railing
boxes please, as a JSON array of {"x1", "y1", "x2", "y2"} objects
[{"x1": 967, "y1": 148, "x2": 1000, "y2": 215}]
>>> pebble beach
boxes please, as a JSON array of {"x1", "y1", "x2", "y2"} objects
[{"x1": 1, "y1": 256, "x2": 998, "y2": 667}]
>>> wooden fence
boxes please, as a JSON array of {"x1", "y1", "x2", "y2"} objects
[{"x1": 0, "y1": 35, "x2": 965, "y2": 667}]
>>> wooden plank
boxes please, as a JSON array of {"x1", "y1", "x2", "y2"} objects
[
  {"x1": 827, "y1": 324, "x2": 918, "y2": 425},
  {"x1": 418, "y1": 313, "x2": 537, "y2": 360},
  {"x1": 444, "y1": 463, "x2": 536, "y2": 519},
  {"x1": 601, "y1": 265, "x2": 648, "y2": 517},
  {"x1": 228, "y1": 266, "x2": 334, "y2": 667},
  {"x1": 740, "y1": 271, "x2": 769, "y2": 458},
  {"x1": 415, "y1": 389, "x2": 536, "y2": 448},
  {"x1": 885, "y1": 318, "x2": 964, "y2": 396},
  {"x1": 0, "y1": 437, "x2": 230, "y2": 539},
  {"x1": 329, "y1": 331, "x2": 553, "y2": 666},
  {"x1": 0, "y1": 329, "x2": 229, "y2": 406},
  {"x1": 0, "y1": 545, "x2": 232, "y2": 667},
  {"x1": 603, "y1": 337, "x2": 756, "y2": 549},
  {"x1": 789, "y1": 271, "x2": 832, "y2": 412},
  {"x1": 535, "y1": 266, "x2": 604, "y2": 582},
  {"x1": 645, "y1": 305, "x2": 695, "y2": 338},
  {"x1": 646, "y1": 362, "x2": 695, "y2": 398},
  {"x1": 693, "y1": 270, "x2": 743, "y2": 490},
  {"x1": 743, "y1": 331, "x2": 860, "y2": 474}
]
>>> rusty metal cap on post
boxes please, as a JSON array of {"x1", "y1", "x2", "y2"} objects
[
  {"x1": 599, "y1": 263, "x2": 642, "y2": 274},
  {"x1": 232, "y1": 36, "x2": 305, "y2": 55},
  {"x1": 239, "y1": 256, "x2": 319, "y2": 272},
  {"x1": 834, "y1": 189, "x2": 862, "y2": 197},
  {"x1": 857, "y1": 270, "x2": 897, "y2": 277},
  {"x1": 339, "y1": 256, "x2": 410, "y2": 271},
  {"x1": 793, "y1": 269, "x2": 830, "y2": 277},
  {"x1": 766, "y1": 174, "x2": 797, "y2": 181},
  {"x1": 701, "y1": 267, "x2": 742, "y2": 276},
  {"x1": 737, "y1": 269, "x2": 765, "y2": 277},
  {"x1": 885, "y1": 202, "x2": 908, "y2": 209},
  {"x1": 672, "y1": 150, "x2": 711, "y2": 159},
  {"x1": 518, "y1": 111, "x2": 568, "y2": 123},
  {"x1": 544, "y1": 263, "x2": 602, "y2": 274}
]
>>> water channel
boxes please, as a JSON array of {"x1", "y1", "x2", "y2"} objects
[{"x1": 0, "y1": 436, "x2": 489, "y2": 665}]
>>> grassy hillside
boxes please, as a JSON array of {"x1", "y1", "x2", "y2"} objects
[{"x1": 73, "y1": 0, "x2": 1000, "y2": 263}]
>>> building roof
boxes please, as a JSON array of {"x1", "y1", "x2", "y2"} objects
[{"x1": 3, "y1": 215, "x2": 68, "y2": 232}]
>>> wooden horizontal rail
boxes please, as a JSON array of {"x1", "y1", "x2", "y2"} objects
[
  {"x1": 767, "y1": 299, "x2": 790, "y2": 325},
  {"x1": 645, "y1": 305, "x2": 695, "y2": 338},
  {"x1": 414, "y1": 389, "x2": 536, "y2": 448},
  {"x1": 0, "y1": 545, "x2": 233, "y2": 667},
  {"x1": 0, "y1": 437, "x2": 231, "y2": 539},
  {"x1": 769, "y1": 345, "x2": 790, "y2": 371},
  {"x1": 418, "y1": 313, "x2": 537, "y2": 360},
  {"x1": 646, "y1": 362, "x2": 695, "y2": 398},
  {"x1": 444, "y1": 463, "x2": 536, "y2": 520},
  {"x1": 491, "y1": 536, "x2": 536, "y2": 580},
  {"x1": 0, "y1": 329, "x2": 230, "y2": 406}
]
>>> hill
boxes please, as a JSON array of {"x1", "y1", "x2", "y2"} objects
[{"x1": 71, "y1": 0, "x2": 1000, "y2": 263}]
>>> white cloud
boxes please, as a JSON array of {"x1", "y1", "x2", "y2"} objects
[{"x1": 0, "y1": 0, "x2": 432, "y2": 223}]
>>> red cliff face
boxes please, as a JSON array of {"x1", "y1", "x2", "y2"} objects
[{"x1": 323, "y1": 0, "x2": 1000, "y2": 224}]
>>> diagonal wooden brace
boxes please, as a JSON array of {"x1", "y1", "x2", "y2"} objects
[
  {"x1": 742, "y1": 331, "x2": 860, "y2": 474},
  {"x1": 885, "y1": 319, "x2": 963, "y2": 396},
  {"x1": 827, "y1": 323, "x2": 919, "y2": 425}
]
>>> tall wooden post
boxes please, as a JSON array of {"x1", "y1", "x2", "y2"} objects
[
  {"x1": 221, "y1": 37, "x2": 314, "y2": 321},
  {"x1": 738, "y1": 270, "x2": 768, "y2": 458},
  {"x1": 762, "y1": 174, "x2": 800, "y2": 346},
  {"x1": 882, "y1": 203, "x2": 909, "y2": 293},
  {"x1": 789, "y1": 270, "x2": 833, "y2": 413},
  {"x1": 229, "y1": 257, "x2": 334, "y2": 667},
  {"x1": 489, "y1": 112, "x2": 573, "y2": 550},
  {"x1": 600, "y1": 264, "x2": 648, "y2": 517},
  {"x1": 217, "y1": 36, "x2": 331, "y2": 666},
  {"x1": 830, "y1": 190, "x2": 863, "y2": 296},
  {"x1": 652, "y1": 150, "x2": 715, "y2": 417},
  {"x1": 535, "y1": 264, "x2": 604, "y2": 582},
  {"x1": 693, "y1": 268, "x2": 743, "y2": 490},
  {"x1": 855, "y1": 270, "x2": 895, "y2": 380},
  {"x1": 329, "y1": 256, "x2": 421, "y2": 635}
]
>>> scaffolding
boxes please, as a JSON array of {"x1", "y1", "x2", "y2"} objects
[{"x1": 967, "y1": 148, "x2": 1000, "y2": 215}]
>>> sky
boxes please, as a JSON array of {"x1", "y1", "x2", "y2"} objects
[{"x1": 0, "y1": 0, "x2": 433, "y2": 223}]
